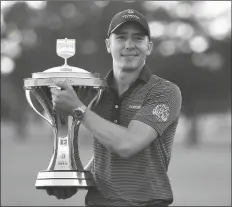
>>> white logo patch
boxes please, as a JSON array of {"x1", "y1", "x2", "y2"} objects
[
  {"x1": 152, "y1": 104, "x2": 170, "y2": 122},
  {"x1": 129, "y1": 105, "x2": 141, "y2": 109},
  {"x1": 127, "y1": 9, "x2": 134, "y2": 14}
]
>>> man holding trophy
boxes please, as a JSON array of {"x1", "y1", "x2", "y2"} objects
[{"x1": 25, "y1": 9, "x2": 182, "y2": 206}]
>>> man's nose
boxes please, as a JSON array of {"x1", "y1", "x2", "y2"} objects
[{"x1": 125, "y1": 38, "x2": 135, "y2": 50}]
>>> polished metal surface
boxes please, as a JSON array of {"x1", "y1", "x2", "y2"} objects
[
  {"x1": 35, "y1": 171, "x2": 95, "y2": 189},
  {"x1": 37, "y1": 171, "x2": 93, "y2": 179},
  {"x1": 24, "y1": 65, "x2": 105, "y2": 88},
  {"x1": 35, "y1": 179, "x2": 95, "y2": 188},
  {"x1": 23, "y1": 38, "x2": 105, "y2": 189},
  {"x1": 24, "y1": 76, "x2": 105, "y2": 88}
]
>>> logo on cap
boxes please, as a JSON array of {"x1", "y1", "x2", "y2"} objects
[
  {"x1": 127, "y1": 9, "x2": 134, "y2": 14},
  {"x1": 122, "y1": 11, "x2": 140, "y2": 20}
]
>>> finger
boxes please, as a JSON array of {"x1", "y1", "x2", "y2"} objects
[
  {"x1": 63, "y1": 188, "x2": 77, "y2": 199},
  {"x1": 54, "y1": 188, "x2": 66, "y2": 199},
  {"x1": 51, "y1": 93, "x2": 59, "y2": 108},
  {"x1": 51, "y1": 94, "x2": 56, "y2": 102},
  {"x1": 60, "y1": 188, "x2": 68, "y2": 199},
  {"x1": 67, "y1": 187, "x2": 76, "y2": 196},
  {"x1": 60, "y1": 188, "x2": 75, "y2": 199},
  {"x1": 46, "y1": 188, "x2": 54, "y2": 196},
  {"x1": 50, "y1": 88, "x2": 60, "y2": 97},
  {"x1": 70, "y1": 187, "x2": 78, "y2": 195},
  {"x1": 54, "y1": 81, "x2": 73, "y2": 91},
  {"x1": 50, "y1": 88, "x2": 56, "y2": 93},
  {"x1": 51, "y1": 90, "x2": 68, "y2": 104}
]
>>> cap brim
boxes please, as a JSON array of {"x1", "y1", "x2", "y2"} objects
[{"x1": 109, "y1": 20, "x2": 149, "y2": 37}]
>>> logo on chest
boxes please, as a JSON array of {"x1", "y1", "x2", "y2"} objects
[{"x1": 129, "y1": 104, "x2": 141, "y2": 109}]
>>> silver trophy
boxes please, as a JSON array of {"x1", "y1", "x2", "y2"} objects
[{"x1": 23, "y1": 38, "x2": 106, "y2": 189}]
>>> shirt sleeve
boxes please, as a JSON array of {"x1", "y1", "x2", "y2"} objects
[{"x1": 132, "y1": 82, "x2": 182, "y2": 136}]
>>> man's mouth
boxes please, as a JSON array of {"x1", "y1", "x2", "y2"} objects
[{"x1": 121, "y1": 54, "x2": 139, "y2": 57}]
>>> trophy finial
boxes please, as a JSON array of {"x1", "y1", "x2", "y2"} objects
[{"x1": 56, "y1": 38, "x2": 75, "y2": 67}]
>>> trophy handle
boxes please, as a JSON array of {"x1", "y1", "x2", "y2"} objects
[
  {"x1": 25, "y1": 89, "x2": 54, "y2": 126},
  {"x1": 88, "y1": 88, "x2": 103, "y2": 109}
]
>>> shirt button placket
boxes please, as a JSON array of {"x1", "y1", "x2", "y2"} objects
[{"x1": 112, "y1": 102, "x2": 120, "y2": 124}]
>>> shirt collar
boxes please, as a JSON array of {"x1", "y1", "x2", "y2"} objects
[{"x1": 105, "y1": 65, "x2": 153, "y2": 86}]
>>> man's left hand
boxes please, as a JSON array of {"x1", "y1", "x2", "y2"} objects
[{"x1": 50, "y1": 81, "x2": 82, "y2": 114}]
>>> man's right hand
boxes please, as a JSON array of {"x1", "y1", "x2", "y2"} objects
[{"x1": 46, "y1": 187, "x2": 78, "y2": 200}]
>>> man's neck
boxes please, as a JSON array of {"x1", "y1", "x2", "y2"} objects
[{"x1": 112, "y1": 63, "x2": 145, "y2": 97}]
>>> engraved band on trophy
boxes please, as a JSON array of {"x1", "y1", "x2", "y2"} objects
[{"x1": 23, "y1": 38, "x2": 106, "y2": 189}]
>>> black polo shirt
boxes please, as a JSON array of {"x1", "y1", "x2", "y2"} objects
[{"x1": 85, "y1": 65, "x2": 182, "y2": 206}]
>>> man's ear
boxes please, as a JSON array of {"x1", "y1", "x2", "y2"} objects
[
  {"x1": 105, "y1": 38, "x2": 111, "y2": 54},
  {"x1": 146, "y1": 40, "x2": 153, "y2": 56}
]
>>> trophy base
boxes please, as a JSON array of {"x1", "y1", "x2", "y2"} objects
[{"x1": 35, "y1": 170, "x2": 95, "y2": 189}]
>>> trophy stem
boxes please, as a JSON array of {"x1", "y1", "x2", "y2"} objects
[
  {"x1": 72, "y1": 120, "x2": 84, "y2": 171},
  {"x1": 64, "y1": 58, "x2": 68, "y2": 67},
  {"x1": 47, "y1": 127, "x2": 58, "y2": 170},
  {"x1": 46, "y1": 111, "x2": 84, "y2": 171}
]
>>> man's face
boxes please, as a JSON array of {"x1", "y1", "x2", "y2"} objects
[{"x1": 105, "y1": 22, "x2": 153, "y2": 71}]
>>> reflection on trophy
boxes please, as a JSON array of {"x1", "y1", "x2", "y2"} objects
[{"x1": 23, "y1": 38, "x2": 106, "y2": 189}]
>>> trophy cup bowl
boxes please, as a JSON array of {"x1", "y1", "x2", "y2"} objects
[{"x1": 23, "y1": 38, "x2": 106, "y2": 189}]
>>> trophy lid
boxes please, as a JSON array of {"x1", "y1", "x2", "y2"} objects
[
  {"x1": 32, "y1": 66, "x2": 100, "y2": 79},
  {"x1": 24, "y1": 65, "x2": 106, "y2": 88}
]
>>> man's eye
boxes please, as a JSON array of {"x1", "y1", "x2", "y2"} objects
[
  {"x1": 117, "y1": 35, "x2": 125, "y2": 39},
  {"x1": 135, "y1": 36, "x2": 144, "y2": 40}
]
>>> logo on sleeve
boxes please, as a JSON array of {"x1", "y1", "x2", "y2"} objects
[{"x1": 152, "y1": 104, "x2": 170, "y2": 122}]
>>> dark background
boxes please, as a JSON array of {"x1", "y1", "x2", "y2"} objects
[{"x1": 1, "y1": 1, "x2": 231, "y2": 206}]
